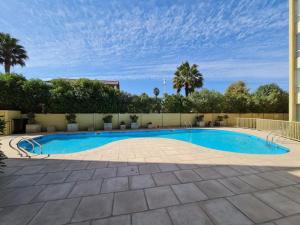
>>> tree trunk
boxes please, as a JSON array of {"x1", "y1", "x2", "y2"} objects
[
  {"x1": 184, "y1": 84, "x2": 189, "y2": 97},
  {"x1": 4, "y1": 62, "x2": 10, "y2": 73}
]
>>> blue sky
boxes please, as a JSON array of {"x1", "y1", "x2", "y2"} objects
[{"x1": 0, "y1": 0, "x2": 288, "y2": 95}]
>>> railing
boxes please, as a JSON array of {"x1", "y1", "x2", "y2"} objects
[
  {"x1": 18, "y1": 137, "x2": 43, "y2": 154},
  {"x1": 236, "y1": 118, "x2": 300, "y2": 141}
]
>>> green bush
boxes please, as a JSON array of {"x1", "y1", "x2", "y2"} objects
[
  {"x1": 65, "y1": 113, "x2": 76, "y2": 123},
  {"x1": 27, "y1": 112, "x2": 36, "y2": 124},
  {"x1": 195, "y1": 115, "x2": 204, "y2": 122},
  {"x1": 130, "y1": 115, "x2": 139, "y2": 123},
  {"x1": 0, "y1": 119, "x2": 5, "y2": 134},
  {"x1": 103, "y1": 115, "x2": 113, "y2": 123},
  {"x1": 0, "y1": 73, "x2": 288, "y2": 114}
]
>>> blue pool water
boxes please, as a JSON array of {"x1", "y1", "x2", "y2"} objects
[{"x1": 18, "y1": 129, "x2": 289, "y2": 155}]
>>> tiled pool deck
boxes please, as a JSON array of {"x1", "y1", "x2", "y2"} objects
[{"x1": 1, "y1": 128, "x2": 300, "y2": 225}]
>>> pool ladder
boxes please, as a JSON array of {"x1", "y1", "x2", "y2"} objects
[
  {"x1": 184, "y1": 121, "x2": 192, "y2": 129},
  {"x1": 18, "y1": 137, "x2": 43, "y2": 154},
  {"x1": 266, "y1": 131, "x2": 280, "y2": 148}
]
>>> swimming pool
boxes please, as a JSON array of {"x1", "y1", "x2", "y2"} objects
[{"x1": 18, "y1": 129, "x2": 289, "y2": 155}]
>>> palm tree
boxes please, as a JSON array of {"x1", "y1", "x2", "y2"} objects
[
  {"x1": 153, "y1": 87, "x2": 160, "y2": 101},
  {"x1": 173, "y1": 61, "x2": 203, "y2": 96},
  {"x1": 0, "y1": 33, "x2": 28, "y2": 73}
]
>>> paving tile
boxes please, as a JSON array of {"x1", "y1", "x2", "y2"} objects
[
  {"x1": 14, "y1": 165, "x2": 44, "y2": 175},
  {"x1": 132, "y1": 208, "x2": 172, "y2": 225},
  {"x1": 66, "y1": 170, "x2": 94, "y2": 182},
  {"x1": 117, "y1": 166, "x2": 139, "y2": 176},
  {"x1": 174, "y1": 170, "x2": 201, "y2": 183},
  {"x1": 0, "y1": 203, "x2": 43, "y2": 225},
  {"x1": 171, "y1": 183, "x2": 207, "y2": 203},
  {"x1": 67, "y1": 222, "x2": 90, "y2": 225},
  {"x1": 229, "y1": 165, "x2": 259, "y2": 175},
  {"x1": 201, "y1": 198, "x2": 253, "y2": 225},
  {"x1": 0, "y1": 166, "x2": 21, "y2": 176},
  {"x1": 139, "y1": 164, "x2": 160, "y2": 174},
  {"x1": 214, "y1": 166, "x2": 241, "y2": 177},
  {"x1": 145, "y1": 186, "x2": 179, "y2": 209},
  {"x1": 227, "y1": 193, "x2": 282, "y2": 223},
  {"x1": 7, "y1": 173, "x2": 45, "y2": 187},
  {"x1": 261, "y1": 171, "x2": 297, "y2": 186},
  {"x1": 275, "y1": 214, "x2": 300, "y2": 225},
  {"x1": 177, "y1": 164, "x2": 199, "y2": 170},
  {"x1": 196, "y1": 180, "x2": 233, "y2": 198},
  {"x1": 64, "y1": 162, "x2": 89, "y2": 171},
  {"x1": 152, "y1": 172, "x2": 180, "y2": 186},
  {"x1": 158, "y1": 163, "x2": 179, "y2": 172},
  {"x1": 168, "y1": 203, "x2": 214, "y2": 225},
  {"x1": 113, "y1": 190, "x2": 147, "y2": 215},
  {"x1": 29, "y1": 198, "x2": 80, "y2": 225},
  {"x1": 194, "y1": 167, "x2": 223, "y2": 180},
  {"x1": 36, "y1": 171, "x2": 70, "y2": 185},
  {"x1": 130, "y1": 174, "x2": 155, "y2": 190},
  {"x1": 87, "y1": 161, "x2": 108, "y2": 169},
  {"x1": 276, "y1": 170, "x2": 300, "y2": 184},
  {"x1": 40, "y1": 163, "x2": 69, "y2": 173},
  {"x1": 108, "y1": 161, "x2": 127, "y2": 168},
  {"x1": 255, "y1": 190, "x2": 300, "y2": 216},
  {"x1": 275, "y1": 186, "x2": 300, "y2": 204},
  {"x1": 93, "y1": 168, "x2": 117, "y2": 179},
  {"x1": 92, "y1": 215, "x2": 131, "y2": 225},
  {"x1": 72, "y1": 194, "x2": 113, "y2": 222},
  {"x1": 68, "y1": 179, "x2": 102, "y2": 198},
  {"x1": 218, "y1": 177, "x2": 257, "y2": 194},
  {"x1": 239, "y1": 174, "x2": 277, "y2": 190},
  {"x1": 33, "y1": 182, "x2": 75, "y2": 202},
  {"x1": 101, "y1": 177, "x2": 128, "y2": 193},
  {"x1": 0, "y1": 175, "x2": 19, "y2": 188},
  {"x1": 0, "y1": 185, "x2": 45, "y2": 207}
]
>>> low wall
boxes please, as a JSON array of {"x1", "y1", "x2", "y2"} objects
[
  {"x1": 0, "y1": 110, "x2": 289, "y2": 134},
  {"x1": 32, "y1": 113, "x2": 288, "y2": 132},
  {"x1": 0, "y1": 110, "x2": 21, "y2": 135}
]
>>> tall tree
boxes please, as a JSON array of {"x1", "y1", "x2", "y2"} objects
[
  {"x1": 252, "y1": 83, "x2": 288, "y2": 113},
  {"x1": 153, "y1": 87, "x2": 160, "y2": 101},
  {"x1": 173, "y1": 62, "x2": 203, "y2": 96},
  {"x1": 0, "y1": 33, "x2": 28, "y2": 73},
  {"x1": 224, "y1": 81, "x2": 252, "y2": 113}
]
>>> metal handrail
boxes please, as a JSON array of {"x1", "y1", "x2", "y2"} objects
[
  {"x1": 18, "y1": 137, "x2": 42, "y2": 154},
  {"x1": 28, "y1": 138, "x2": 42, "y2": 154}
]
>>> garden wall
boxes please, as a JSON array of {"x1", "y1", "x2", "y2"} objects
[
  {"x1": 0, "y1": 110, "x2": 289, "y2": 134},
  {"x1": 33, "y1": 113, "x2": 288, "y2": 132}
]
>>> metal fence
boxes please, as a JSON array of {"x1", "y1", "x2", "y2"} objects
[{"x1": 236, "y1": 118, "x2": 300, "y2": 141}]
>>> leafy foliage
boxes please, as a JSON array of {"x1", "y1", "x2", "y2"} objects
[
  {"x1": 0, "y1": 119, "x2": 5, "y2": 134},
  {"x1": 0, "y1": 33, "x2": 28, "y2": 73},
  {"x1": 173, "y1": 62, "x2": 203, "y2": 96},
  {"x1": 65, "y1": 113, "x2": 76, "y2": 123},
  {"x1": 0, "y1": 73, "x2": 288, "y2": 113},
  {"x1": 130, "y1": 115, "x2": 139, "y2": 123},
  {"x1": 27, "y1": 112, "x2": 36, "y2": 124},
  {"x1": 188, "y1": 89, "x2": 224, "y2": 113},
  {"x1": 103, "y1": 115, "x2": 113, "y2": 123}
]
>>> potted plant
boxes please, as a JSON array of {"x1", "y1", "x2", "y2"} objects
[
  {"x1": 147, "y1": 122, "x2": 153, "y2": 129},
  {"x1": 103, "y1": 115, "x2": 113, "y2": 130},
  {"x1": 66, "y1": 113, "x2": 78, "y2": 132},
  {"x1": 216, "y1": 115, "x2": 225, "y2": 126},
  {"x1": 196, "y1": 115, "x2": 205, "y2": 127},
  {"x1": 120, "y1": 121, "x2": 126, "y2": 130},
  {"x1": 223, "y1": 114, "x2": 229, "y2": 126},
  {"x1": 26, "y1": 112, "x2": 42, "y2": 133},
  {"x1": 130, "y1": 115, "x2": 139, "y2": 129},
  {"x1": 0, "y1": 119, "x2": 5, "y2": 135}
]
